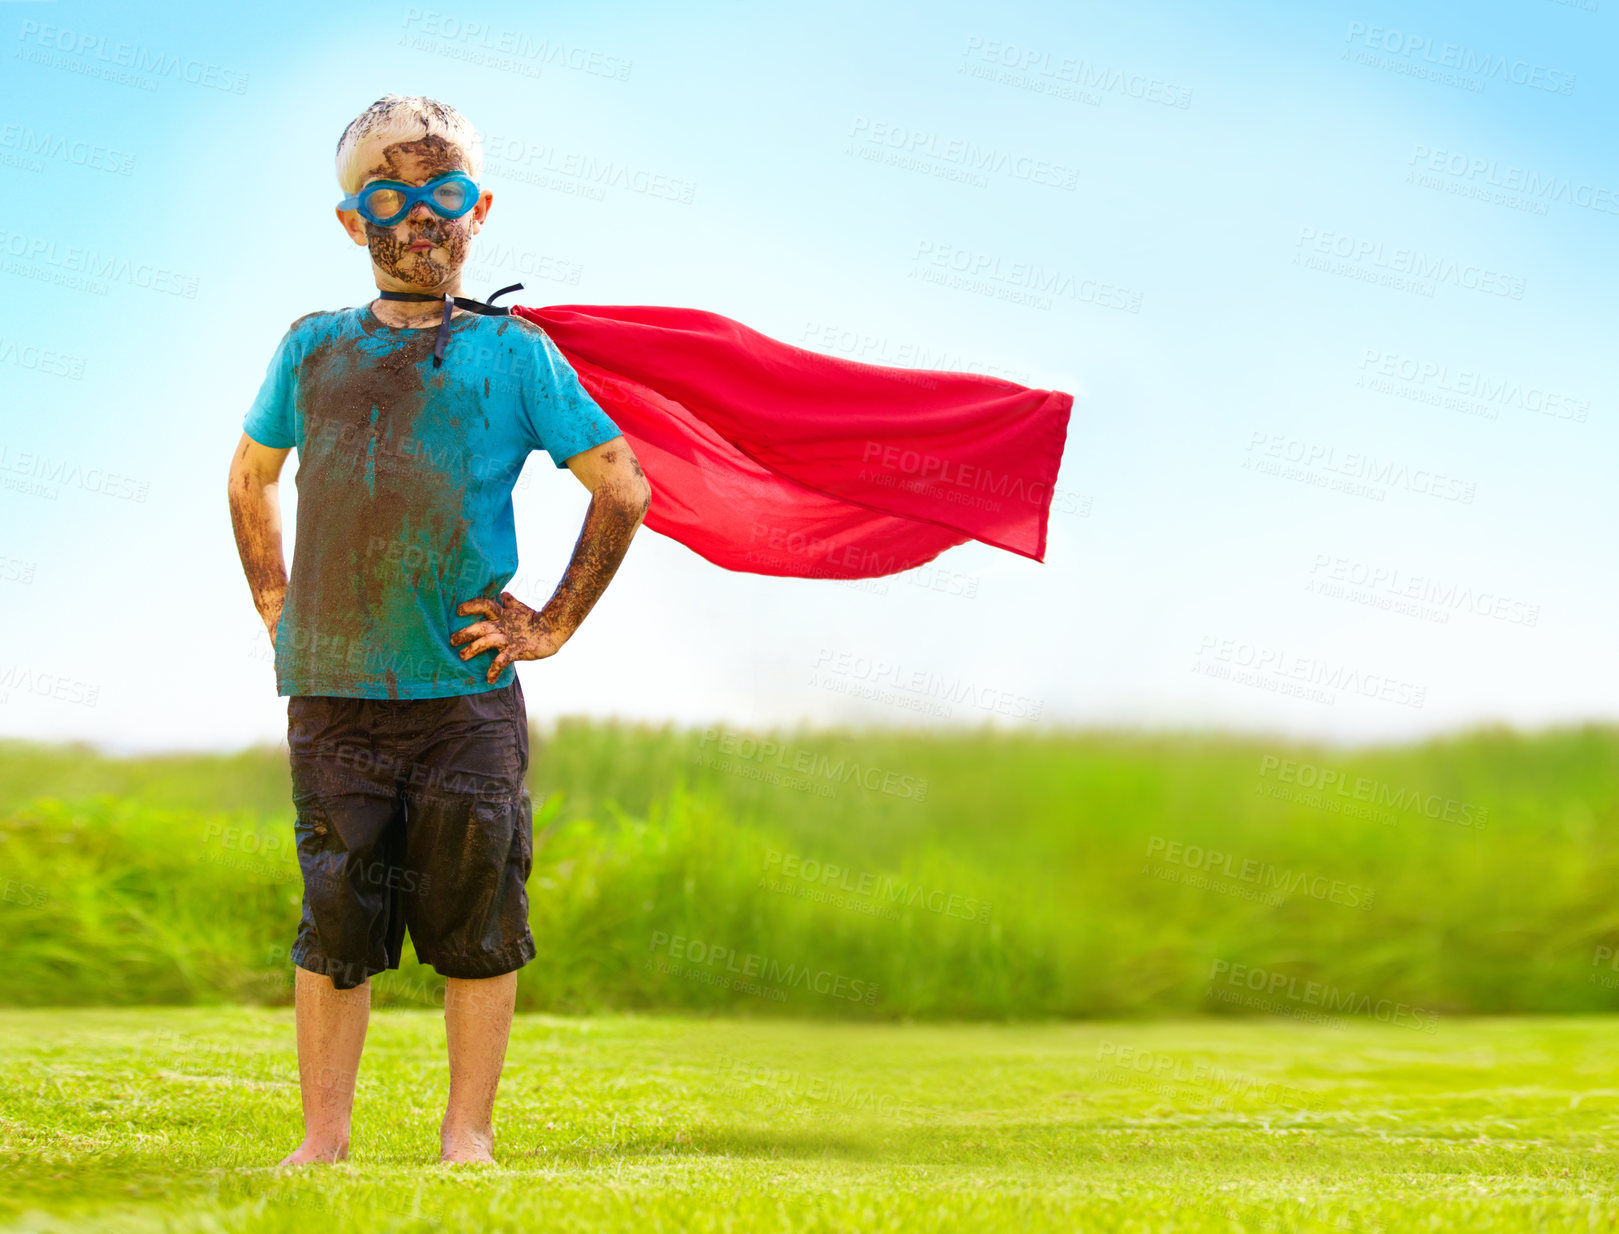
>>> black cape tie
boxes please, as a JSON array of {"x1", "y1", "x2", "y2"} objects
[{"x1": 374, "y1": 282, "x2": 525, "y2": 368}]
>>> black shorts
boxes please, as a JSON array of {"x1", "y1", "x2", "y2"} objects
[{"x1": 285, "y1": 678, "x2": 536, "y2": 990}]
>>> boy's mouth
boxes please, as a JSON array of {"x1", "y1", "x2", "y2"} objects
[{"x1": 408, "y1": 239, "x2": 437, "y2": 252}]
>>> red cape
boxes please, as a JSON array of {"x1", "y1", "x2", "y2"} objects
[{"x1": 513, "y1": 304, "x2": 1073, "y2": 580}]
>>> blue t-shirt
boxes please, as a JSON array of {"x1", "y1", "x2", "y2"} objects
[{"x1": 243, "y1": 304, "x2": 622, "y2": 700}]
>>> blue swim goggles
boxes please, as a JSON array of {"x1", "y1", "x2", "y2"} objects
[{"x1": 338, "y1": 171, "x2": 481, "y2": 227}]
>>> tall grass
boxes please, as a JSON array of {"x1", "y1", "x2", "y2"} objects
[{"x1": 3, "y1": 721, "x2": 1618, "y2": 1017}]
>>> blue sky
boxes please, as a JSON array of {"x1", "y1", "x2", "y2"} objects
[{"x1": 0, "y1": 0, "x2": 1614, "y2": 750}]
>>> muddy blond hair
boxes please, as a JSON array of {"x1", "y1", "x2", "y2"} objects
[{"x1": 334, "y1": 94, "x2": 484, "y2": 193}]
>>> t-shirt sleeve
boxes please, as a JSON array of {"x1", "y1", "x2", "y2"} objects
[
  {"x1": 242, "y1": 325, "x2": 302, "y2": 449},
  {"x1": 521, "y1": 328, "x2": 623, "y2": 468}
]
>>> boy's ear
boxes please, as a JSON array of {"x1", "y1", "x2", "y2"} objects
[{"x1": 335, "y1": 208, "x2": 368, "y2": 246}]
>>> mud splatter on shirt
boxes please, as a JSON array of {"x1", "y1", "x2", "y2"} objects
[{"x1": 244, "y1": 304, "x2": 621, "y2": 699}]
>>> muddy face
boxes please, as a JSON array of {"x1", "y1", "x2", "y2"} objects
[{"x1": 359, "y1": 136, "x2": 476, "y2": 290}]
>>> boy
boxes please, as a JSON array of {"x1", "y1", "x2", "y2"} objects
[{"x1": 226, "y1": 94, "x2": 652, "y2": 1166}]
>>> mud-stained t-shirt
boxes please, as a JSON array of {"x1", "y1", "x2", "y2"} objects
[{"x1": 243, "y1": 304, "x2": 622, "y2": 700}]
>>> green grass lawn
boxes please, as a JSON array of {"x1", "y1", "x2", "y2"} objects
[{"x1": 4, "y1": 1009, "x2": 1618, "y2": 1232}]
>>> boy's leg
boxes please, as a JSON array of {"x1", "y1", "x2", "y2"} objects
[
  {"x1": 280, "y1": 965, "x2": 372, "y2": 1166},
  {"x1": 441, "y1": 971, "x2": 518, "y2": 1163},
  {"x1": 280, "y1": 693, "x2": 409, "y2": 1165},
  {"x1": 398, "y1": 678, "x2": 537, "y2": 1165}
]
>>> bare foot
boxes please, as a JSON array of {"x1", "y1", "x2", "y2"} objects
[
  {"x1": 277, "y1": 1139, "x2": 349, "y2": 1166},
  {"x1": 440, "y1": 1124, "x2": 495, "y2": 1165}
]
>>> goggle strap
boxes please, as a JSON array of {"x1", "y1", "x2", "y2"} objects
[
  {"x1": 374, "y1": 284, "x2": 527, "y2": 369},
  {"x1": 435, "y1": 294, "x2": 454, "y2": 367}
]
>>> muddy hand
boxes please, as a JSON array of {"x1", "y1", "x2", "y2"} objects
[{"x1": 451, "y1": 592, "x2": 566, "y2": 683}]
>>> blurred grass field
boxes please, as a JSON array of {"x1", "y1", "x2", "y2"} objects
[
  {"x1": 5, "y1": 1007, "x2": 1619, "y2": 1233},
  {"x1": 4, "y1": 719, "x2": 1619, "y2": 1018}
]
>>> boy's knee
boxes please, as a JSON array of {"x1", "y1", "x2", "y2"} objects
[{"x1": 296, "y1": 954, "x2": 372, "y2": 992}]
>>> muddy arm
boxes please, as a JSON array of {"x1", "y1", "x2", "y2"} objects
[
  {"x1": 228, "y1": 432, "x2": 293, "y2": 641},
  {"x1": 452, "y1": 435, "x2": 652, "y2": 682},
  {"x1": 545, "y1": 435, "x2": 653, "y2": 639}
]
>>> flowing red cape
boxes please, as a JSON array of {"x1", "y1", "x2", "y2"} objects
[{"x1": 513, "y1": 304, "x2": 1073, "y2": 581}]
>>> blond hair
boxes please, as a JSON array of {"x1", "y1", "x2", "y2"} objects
[{"x1": 334, "y1": 94, "x2": 484, "y2": 194}]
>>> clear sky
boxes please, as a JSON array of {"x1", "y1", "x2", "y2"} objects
[{"x1": 0, "y1": 0, "x2": 1614, "y2": 751}]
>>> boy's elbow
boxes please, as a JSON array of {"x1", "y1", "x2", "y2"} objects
[
  {"x1": 628, "y1": 474, "x2": 653, "y2": 516},
  {"x1": 226, "y1": 452, "x2": 251, "y2": 498},
  {"x1": 603, "y1": 465, "x2": 651, "y2": 518}
]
